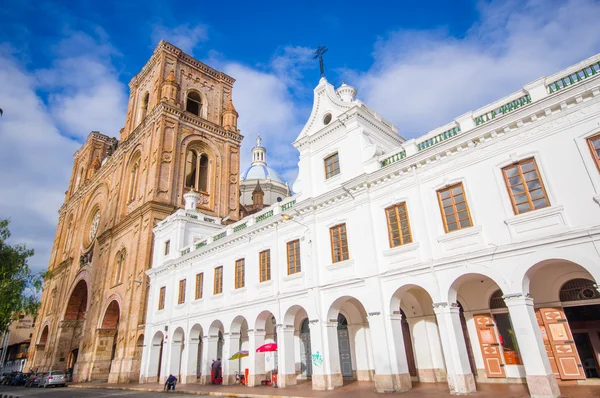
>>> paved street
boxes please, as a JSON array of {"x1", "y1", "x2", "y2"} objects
[
  {"x1": 1, "y1": 381, "x2": 600, "y2": 398},
  {"x1": 0, "y1": 386, "x2": 170, "y2": 398}
]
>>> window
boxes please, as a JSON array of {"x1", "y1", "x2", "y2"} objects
[
  {"x1": 234, "y1": 259, "x2": 245, "y2": 289},
  {"x1": 502, "y1": 158, "x2": 550, "y2": 214},
  {"x1": 139, "y1": 91, "x2": 149, "y2": 124},
  {"x1": 177, "y1": 279, "x2": 186, "y2": 304},
  {"x1": 158, "y1": 286, "x2": 166, "y2": 310},
  {"x1": 287, "y1": 240, "x2": 301, "y2": 275},
  {"x1": 259, "y1": 250, "x2": 271, "y2": 282},
  {"x1": 214, "y1": 266, "x2": 223, "y2": 295},
  {"x1": 113, "y1": 250, "x2": 126, "y2": 285},
  {"x1": 128, "y1": 160, "x2": 140, "y2": 202},
  {"x1": 164, "y1": 240, "x2": 170, "y2": 256},
  {"x1": 195, "y1": 273, "x2": 204, "y2": 300},
  {"x1": 324, "y1": 153, "x2": 340, "y2": 179},
  {"x1": 587, "y1": 133, "x2": 600, "y2": 171},
  {"x1": 186, "y1": 91, "x2": 202, "y2": 116},
  {"x1": 330, "y1": 224, "x2": 349, "y2": 263},
  {"x1": 437, "y1": 183, "x2": 473, "y2": 232},
  {"x1": 385, "y1": 203, "x2": 412, "y2": 248},
  {"x1": 185, "y1": 150, "x2": 209, "y2": 192}
]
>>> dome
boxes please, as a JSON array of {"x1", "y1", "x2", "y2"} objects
[{"x1": 241, "y1": 164, "x2": 284, "y2": 184}]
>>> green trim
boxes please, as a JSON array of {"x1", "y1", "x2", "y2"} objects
[
  {"x1": 233, "y1": 223, "x2": 247, "y2": 232},
  {"x1": 195, "y1": 241, "x2": 207, "y2": 249},
  {"x1": 548, "y1": 61, "x2": 600, "y2": 93},
  {"x1": 474, "y1": 94, "x2": 532, "y2": 126},
  {"x1": 281, "y1": 200, "x2": 296, "y2": 211},
  {"x1": 214, "y1": 231, "x2": 227, "y2": 241},
  {"x1": 417, "y1": 126, "x2": 461, "y2": 151},
  {"x1": 380, "y1": 151, "x2": 406, "y2": 168},
  {"x1": 256, "y1": 210, "x2": 274, "y2": 223}
]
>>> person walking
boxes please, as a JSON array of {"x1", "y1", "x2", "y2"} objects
[{"x1": 164, "y1": 374, "x2": 177, "y2": 391}]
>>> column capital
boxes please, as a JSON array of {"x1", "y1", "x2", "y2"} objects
[
  {"x1": 432, "y1": 302, "x2": 459, "y2": 314},
  {"x1": 502, "y1": 293, "x2": 534, "y2": 307}
]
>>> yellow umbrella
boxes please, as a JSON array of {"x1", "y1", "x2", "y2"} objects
[{"x1": 229, "y1": 350, "x2": 249, "y2": 360}]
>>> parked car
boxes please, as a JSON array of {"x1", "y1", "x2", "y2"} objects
[
  {"x1": 39, "y1": 370, "x2": 66, "y2": 388},
  {"x1": 25, "y1": 373, "x2": 44, "y2": 387},
  {"x1": 0, "y1": 373, "x2": 7, "y2": 384},
  {"x1": 10, "y1": 372, "x2": 28, "y2": 386}
]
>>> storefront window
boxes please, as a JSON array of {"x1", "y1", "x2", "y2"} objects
[{"x1": 494, "y1": 313, "x2": 523, "y2": 365}]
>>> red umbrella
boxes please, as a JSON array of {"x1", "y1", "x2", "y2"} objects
[{"x1": 256, "y1": 343, "x2": 278, "y2": 352}]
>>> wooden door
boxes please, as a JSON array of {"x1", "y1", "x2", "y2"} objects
[
  {"x1": 537, "y1": 308, "x2": 585, "y2": 380},
  {"x1": 337, "y1": 329, "x2": 353, "y2": 377},
  {"x1": 473, "y1": 314, "x2": 505, "y2": 378}
]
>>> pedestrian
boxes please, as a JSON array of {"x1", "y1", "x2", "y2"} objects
[
  {"x1": 164, "y1": 374, "x2": 177, "y2": 391},
  {"x1": 212, "y1": 358, "x2": 222, "y2": 382}
]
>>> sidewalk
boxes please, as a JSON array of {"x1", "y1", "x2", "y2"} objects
[{"x1": 68, "y1": 380, "x2": 600, "y2": 397}]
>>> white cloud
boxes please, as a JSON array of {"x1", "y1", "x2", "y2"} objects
[
  {"x1": 0, "y1": 32, "x2": 127, "y2": 274},
  {"x1": 352, "y1": 0, "x2": 600, "y2": 137},
  {"x1": 0, "y1": 49, "x2": 79, "y2": 273},
  {"x1": 36, "y1": 32, "x2": 128, "y2": 140},
  {"x1": 151, "y1": 24, "x2": 208, "y2": 55},
  {"x1": 223, "y1": 59, "x2": 309, "y2": 184}
]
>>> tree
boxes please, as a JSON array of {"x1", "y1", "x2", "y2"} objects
[{"x1": 0, "y1": 219, "x2": 42, "y2": 333}]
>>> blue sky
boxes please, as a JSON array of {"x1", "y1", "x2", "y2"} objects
[{"x1": 1, "y1": 0, "x2": 599, "y2": 274}]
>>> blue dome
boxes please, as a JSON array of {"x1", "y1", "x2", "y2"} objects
[{"x1": 241, "y1": 165, "x2": 284, "y2": 183}]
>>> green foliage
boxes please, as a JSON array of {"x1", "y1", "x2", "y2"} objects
[{"x1": 0, "y1": 219, "x2": 42, "y2": 333}]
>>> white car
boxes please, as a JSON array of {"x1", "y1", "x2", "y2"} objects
[{"x1": 39, "y1": 370, "x2": 66, "y2": 388}]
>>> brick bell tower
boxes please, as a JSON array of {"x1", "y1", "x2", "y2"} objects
[{"x1": 28, "y1": 41, "x2": 243, "y2": 384}]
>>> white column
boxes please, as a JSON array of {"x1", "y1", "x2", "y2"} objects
[
  {"x1": 433, "y1": 303, "x2": 476, "y2": 394},
  {"x1": 308, "y1": 320, "x2": 342, "y2": 390},
  {"x1": 277, "y1": 324, "x2": 297, "y2": 387},
  {"x1": 168, "y1": 341, "x2": 183, "y2": 380},
  {"x1": 504, "y1": 295, "x2": 560, "y2": 398},
  {"x1": 247, "y1": 329, "x2": 266, "y2": 387},
  {"x1": 369, "y1": 312, "x2": 411, "y2": 392},
  {"x1": 183, "y1": 338, "x2": 200, "y2": 384},
  {"x1": 201, "y1": 336, "x2": 217, "y2": 384},
  {"x1": 221, "y1": 333, "x2": 238, "y2": 385}
]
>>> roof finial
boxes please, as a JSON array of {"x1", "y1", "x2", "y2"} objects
[{"x1": 256, "y1": 134, "x2": 262, "y2": 147}]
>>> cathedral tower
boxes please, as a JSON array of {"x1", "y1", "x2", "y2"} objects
[{"x1": 28, "y1": 41, "x2": 242, "y2": 383}]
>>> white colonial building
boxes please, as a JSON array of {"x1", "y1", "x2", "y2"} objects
[{"x1": 140, "y1": 54, "x2": 600, "y2": 398}]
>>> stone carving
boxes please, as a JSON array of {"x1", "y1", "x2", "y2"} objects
[{"x1": 107, "y1": 137, "x2": 119, "y2": 156}]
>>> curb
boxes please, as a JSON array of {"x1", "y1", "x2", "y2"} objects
[{"x1": 68, "y1": 384, "x2": 308, "y2": 398}]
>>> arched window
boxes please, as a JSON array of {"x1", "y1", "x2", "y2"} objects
[
  {"x1": 560, "y1": 278, "x2": 600, "y2": 302},
  {"x1": 139, "y1": 92, "x2": 149, "y2": 123},
  {"x1": 113, "y1": 250, "x2": 126, "y2": 285},
  {"x1": 489, "y1": 289, "x2": 507, "y2": 309},
  {"x1": 128, "y1": 159, "x2": 140, "y2": 202},
  {"x1": 63, "y1": 216, "x2": 73, "y2": 253},
  {"x1": 185, "y1": 150, "x2": 209, "y2": 192},
  {"x1": 186, "y1": 91, "x2": 202, "y2": 116}
]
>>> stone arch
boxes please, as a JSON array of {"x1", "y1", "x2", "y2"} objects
[
  {"x1": 148, "y1": 331, "x2": 165, "y2": 382},
  {"x1": 38, "y1": 325, "x2": 49, "y2": 347},
  {"x1": 184, "y1": 88, "x2": 208, "y2": 119},
  {"x1": 282, "y1": 305, "x2": 311, "y2": 380},
  {"x1": 325, "y1": 296, "x2": 372, "y2": 382},
  {"x1": 447, "y1": 271, "x2": 510, "y2": 307},
  {"x1": 188, "y1": 324, "x2": 204, "y2": 383},
  {"x1": 100, "y1": 299, "x2": 121, "y2": 329},
  {"x1": 389, "y1": 282, "x2": 437, "y2": 318},
  {"x1": 514, "y1": 250, "x2": 600, "y2": 296},
  {"x1": 125, "y1": 149, "x2": 142, "y2": 204},
  {"x1": 64, "y1": 279, "x2": 89, "y2": 321},
  {"x1": 388, "y1": 283, "x2": 445, "y2": 385},
  {"x1": 255, "y1": 310, "x2": 277, "y2": 331},
  {"x1": 169, "y1": 327, "x2": 185, "y2": 378}
]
